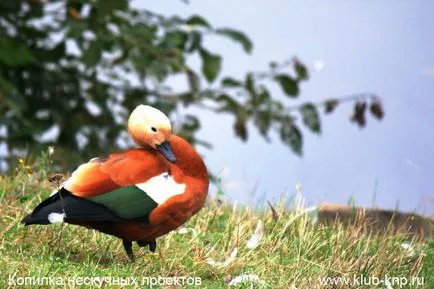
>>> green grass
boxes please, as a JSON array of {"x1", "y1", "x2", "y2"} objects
[{"x1": 0, "y1": 155, "x2": 432, "y2": 288}]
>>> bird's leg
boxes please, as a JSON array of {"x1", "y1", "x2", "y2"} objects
[
  {"x1": 137, "y1": 239, "x2": 157, "y2": 252},
  {"x1": 148, "y1": 239, "x2": 157, "y2": 252},
  {"x1": 122, "y1": 239, "x2": 135, "y2": 262}
]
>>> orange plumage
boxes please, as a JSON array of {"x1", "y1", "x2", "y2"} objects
[
  {"x1": 67, "y1": 136, "x2": 208, "y2": 241},
  {"x1": 22, "y1": 105, "x2": 209, "y2": 261}
]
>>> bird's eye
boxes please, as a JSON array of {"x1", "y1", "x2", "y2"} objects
[{"x1": 151, "y1": 127, "x2": 157, "y2": 132}]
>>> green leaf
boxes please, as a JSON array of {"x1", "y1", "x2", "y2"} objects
[
  {"x1": 370, "y1": 98, "x2": 384, "y2": 120},
  {"x1": 199, "y1": 48, "x2": 222, "y2": 83},
  {"x1": 221, "y1": 77, "x2": 242, "y2": 87},
  {"x1": 186, "y1": 31, "x2": 202, "y2": 52},
  {"x1": 0, "y1": 77, "x2": 27, "y2": 113},
  {"x1": 0, "y1": 38, "x2": 34, "y2": 66},
  {"x1": 351, "y1": 101, "x2": 367, "y2": 128},
  {"x1": 324, "y1": 99, "x2": 338, "y2": 114},
  {"x1": 67, "y1": 21, "x2": 87, "y2": 39},
  {"x1": 274, "y1": 74, "x2": 299, "y2": 97},
  {"x1": 82, "y1": 41, "x2": 102, "y2": 68},
  {"x1": 186, "y1": 15, "x2": 211, "y2": 28},
  {"x1": 186, "y1": 67, "x2": 200, "y2": 93},
  {"x1": 163, "y1": 30, "x2": 188, "y2": 50},
  {"x1": 245, "y1": 73, "x2": 256, "y2": 97},
  {"x1": 294, "y1": 59, "x2": 309, "y2": 81},
  {"x1": 182, "y1": 114, "x2": 201, "y2": 132},
  {"x1": 254, "y1": 109, "x2": 271, "y2": 138},
  {"x1": 51, "y1": 41, "x2": 66, "y2": 60},
  {"x1": 216, "y1": 94, "x2": 240, "y2": 112},
  {"x1": 280, "y1": 119, "x2": 303, "y2": 156},
  {"x1": 257, "y1": 86, "x2": 271, "y2": 104},
  {"x1": 269, "y1": 61, "x2": 278, "y2": 69},
  {"x1": 234, "y1": 110, "x2": 248, "y2": 141},
  {"x1": 96, "y1": 0, "x2": 128, "y2": 15},
  {"x1": 216, "y1": 28, "x2": 253, "y2": 53},
  {"x1": 300, "y1": 103, "x2": 321, "y2": 134}
]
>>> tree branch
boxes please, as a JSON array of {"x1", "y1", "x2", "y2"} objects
[{"x1": 286, "y1": 93, "x2": 377, "y2": 113}]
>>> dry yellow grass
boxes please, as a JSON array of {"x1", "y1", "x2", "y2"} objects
[{"x1": 0, "y1": 154, "x2": 432, "y2": 288}]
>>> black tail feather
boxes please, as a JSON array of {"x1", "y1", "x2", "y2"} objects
[
  {"x1": 21, "y1": 214, "x2": 50, "y2": 225},
  {"x1": 21, "y1": 188, "x2": 122, "y2": 225}
]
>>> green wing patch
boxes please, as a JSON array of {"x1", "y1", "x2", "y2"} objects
[{"x1": 88, "y1": 186, "x2": 158, "y2": 219}]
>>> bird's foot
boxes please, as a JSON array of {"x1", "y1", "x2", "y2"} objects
[
  {"x1": 137, "y1": 239, "x2": 157, "y2": 252},
  {"x1": 122, "y1": 239, "x2": 135, "y2": 262}
]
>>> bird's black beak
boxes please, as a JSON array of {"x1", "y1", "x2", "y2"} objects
[{"x1": 157, "y1": 141, "x2": 176, "y2": 163}]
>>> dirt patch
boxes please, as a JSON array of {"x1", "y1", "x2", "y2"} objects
[{"x1": 318, "y1": 203, "x2": 434, "y2": 239}]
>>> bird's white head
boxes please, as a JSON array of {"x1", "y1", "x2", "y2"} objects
[{"x1": 128, "y1": 105, "x2": 176, "y2": 162}]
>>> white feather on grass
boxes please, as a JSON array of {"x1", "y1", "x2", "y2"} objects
[
  {"x1": 246, "y1": 220, "x2": 264, "y2": 249},
  {"x1": 177, "y1": 227, "x2": 198, "y2": 237},
  {"x1": 401, "y1": 242, "x2": 414, "y2": 251},
  {"x1": 228, "y1": 273, "x2": 265, "y2": 286},
  {"x1": 207, "y1": 248, "x2": 238, "y2": 267}
]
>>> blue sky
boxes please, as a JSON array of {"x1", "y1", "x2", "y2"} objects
[{"x1": 136, "y1": 1, "x2": 434, "y2": 215}]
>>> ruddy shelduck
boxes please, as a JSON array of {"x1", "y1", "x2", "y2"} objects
[{"x1": 22, "y1": 105, "x2": 209, "y2": 261}]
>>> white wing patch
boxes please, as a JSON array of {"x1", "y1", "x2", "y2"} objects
[
  {"x1": 136, "y1": 172, "x2": 186, "y2": 204},
  {"x1": 48, "y1": 212, "x2": 66, "y2": 223}
]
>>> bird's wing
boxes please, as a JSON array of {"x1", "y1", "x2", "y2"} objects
[
  {"x1": 23, "y1": 149, "x2": 173, "y2": 225},
  {"x1": 64, "y1": 149, "x2": 168, "y2": 197},
  {"x1": 63, "y1": 148, "x2": 171, "y2": 220}
]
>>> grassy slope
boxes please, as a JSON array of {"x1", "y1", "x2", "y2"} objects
[{"x1": 0, "y1": 156, "x2": 432, "y2": 288}]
